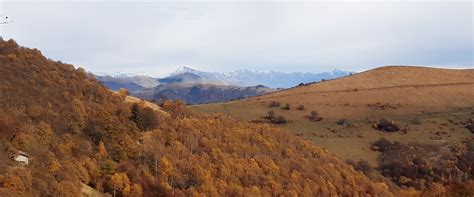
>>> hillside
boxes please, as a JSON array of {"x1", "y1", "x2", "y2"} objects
[
  {"x1": 193, "y1": 66, "x2": 474, "y2": 120},
  {"x1": 192, "y1": 66, "x2": 474, "y2": 194},
  {"x1": 133, "y1": 83, "x2": 275, "y2": 105},
  {"x1": 0, "y1": 39, "x2": 394, "y2": 196},
  {"x1": 95, "y1": 75, "x2": 158, "y2": 91}
]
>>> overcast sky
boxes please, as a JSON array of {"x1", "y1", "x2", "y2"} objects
[{"x1": 0, "y1": 0, "x2": 472, "y2": 76}]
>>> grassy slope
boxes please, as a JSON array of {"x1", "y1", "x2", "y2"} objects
[{"x1": 191, "y1": 66, "x2": 474, "y2": 165}]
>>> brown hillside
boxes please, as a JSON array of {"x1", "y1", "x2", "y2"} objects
[
  {"x1": 194, "y1": 66, "x2": 474, "y2": 120},
  {"x1": 0, "y1": 39, "x2": 393, "y2": 196}
]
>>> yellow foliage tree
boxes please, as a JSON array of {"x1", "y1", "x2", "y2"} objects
[{"x1": 110, "y1": 172, "x2": 130, "y2": 197}]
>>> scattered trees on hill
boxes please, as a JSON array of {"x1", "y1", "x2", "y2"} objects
[{"x1": 281, "y1": 103, "x2": 290, "y2": 110}]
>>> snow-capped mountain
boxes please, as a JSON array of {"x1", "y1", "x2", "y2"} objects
[
  {"x1": 95, "y1": 66, "x2": 354, "y2": 89},
  {"x1": 165, "y1": 66, "x2": 354, "y2": 88}
]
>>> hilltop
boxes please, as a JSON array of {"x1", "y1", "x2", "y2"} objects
[
  {"x1": 193, "y1": 66, "x2": 474, "y2": 120},
  {"x1": 0, "y1": 39, "x2": 393, "y2": 196}
]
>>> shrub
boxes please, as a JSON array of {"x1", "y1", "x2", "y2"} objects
[
  {"x1": 373, "y1": 119, "x2": 401, "y2": 132},
  {"x1": 467, "y1": 124, "x2": 474, "y2": 134},
  {"x1": 296, "y1": 105, "x2": 305, "y2": 111},
  {"x1": 269, "y1": 101, "x2": 280, "y2": 108},
  {"x1": 336, "y1": 119, "x2": 350, "y2": 126},
  {"x1": 372, "y1": 138, "x2": 392, "y2": 151},
  {"x1": 264, "y1": 110, "x2": 288, "y2": 124},
  {"x1": 307, "y1": 111, "x2": 323, "y2": 122},
  {"x1": 266, "y1": 110, "x2": 276, "y2": 120},
  {"x1": 281, "y1": 104, "x2": 290, "y2": 110},
  {"x1": 273, "y1": 116, "x2": 288, "y2": 124}
]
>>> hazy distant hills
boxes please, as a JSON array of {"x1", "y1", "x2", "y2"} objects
[
  {"x1": 97, "y1": 66, "x2": 354, "y2": 88},
  {"x1": 134, "y1": 83, "x2": 275, "y2": 105},
  {"x1": 95, "y1": 66, "x2": 353, "y2": 104},
  {"x1": 165, "y1": 66, "x2": 354, "y2": 88}
]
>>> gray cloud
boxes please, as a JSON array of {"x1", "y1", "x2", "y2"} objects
[{"x1": 1, "y1": 1, "x2": 472, "y2": 75}]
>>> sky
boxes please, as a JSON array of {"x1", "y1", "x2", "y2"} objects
[{"x1": 0, "y1": 0, "x2": 472, "y2": 76}]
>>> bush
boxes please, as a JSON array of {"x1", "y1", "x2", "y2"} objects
[
  {"x1": 269, "y1": 101, "x2": 280, "y2": 108},
  {"x1": 266, "y1": 110, "x2": 276, "y2": 120},
  {"x1": 336, "y1": 119, "x2": 350, "y2": 126},
  {"x1": 307, "y1": 111, "x2": 323, "y2": 122},
  {"x1": 296, "y1": 105, "x2": 305, "y2": 110},
  {"x1": 372, "y1": 138, "x2": 392, "y2": 151},
  {"x1": 373, "y1": 119, "x2": 401, "y2": 132},
  {"x1": 273, "y1": 116, "x2": 289, "y2": 124},
  {"x1": 281, "y1": 104, "x2": 290, "y2": 110},
  {"x1": 467, "y1": 124, "x2": 474, "y2": 134},
  {"x1": 264, "y1": 110, "x2": 288, "y2": 124}
]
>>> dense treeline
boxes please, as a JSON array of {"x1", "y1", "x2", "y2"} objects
[{"x1": 0, "y1": 39, "x2": 392, "y2": 196}]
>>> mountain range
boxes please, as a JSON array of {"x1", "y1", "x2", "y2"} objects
[
  {"x1": 97, "y1": 66, "x2": 353, "y2": 88},
  {"x1": 95, "y1": 66, "x2": 353, "y2": 104}
]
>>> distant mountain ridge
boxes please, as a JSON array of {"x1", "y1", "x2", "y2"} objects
[
  {"x1": 134, "y1": 83, "x2": 275, "y2": 105},
  {"x1": 95, "y1": 66, "x2": 353, "y2": 104},
  {"x1": 96, "y1": 66, "x2": 354, "y2": 88},
  {"x1": 166, "y1": 66, "x2": 353, "y2": 88}
]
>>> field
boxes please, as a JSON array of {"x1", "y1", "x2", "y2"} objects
[{"x1": 191, "y1": 66, "x2": 474, "y2": 165}]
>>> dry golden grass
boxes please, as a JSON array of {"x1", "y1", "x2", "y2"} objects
[{"x1": 193, "y1": 66, "x2": 474, "y2": 121}]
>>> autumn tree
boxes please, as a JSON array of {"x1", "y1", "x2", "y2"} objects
[
  {"x1": 129, "y1": 103, "x2": 159, "y2": 131},
  {"x1": 109, "y1": 172, "x2": 130, "y2": 197},
  {"x1": 118, "y1": 88, "x2": 129, "y2": 98}
]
